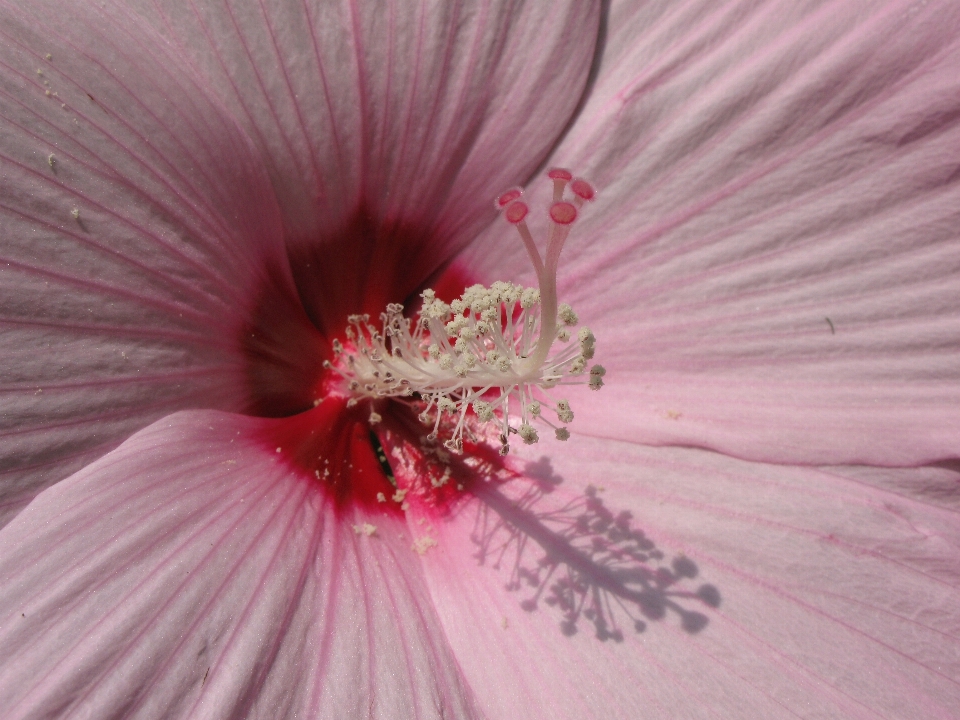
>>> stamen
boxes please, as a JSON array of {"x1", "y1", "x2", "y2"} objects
[{"x1": 328, "y1": 171, "x2": 606, "y2": 455}]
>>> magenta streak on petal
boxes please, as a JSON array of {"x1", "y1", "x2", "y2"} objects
[
  {"x1": 386, "y1": 2, "x2": 457, "y2": 221},
  {"x1": 0, "y1": 256, "x2": 222, "y2": 329},
  {"x1": 0, "y1": 317, "x2": 234, "y2": 350},
  {"x1": 611, "y1": 488, "x2": 960, "y2": 714},
  {"x1": 0, "y1": 367, "x2": 227, "y2": 395},
  {"x1": 347, "y1": 0, "x2": 372, "y2": 195},
  {"x1": 176, "y1": 487, "x2": 318, "y2": 718},
  {"x1": 301, "y1": 507, "x2": 346, "y2": 717},
  {"x1": 394, "y1": 3, "x2": 441, "y2": 216},
  {"x1": 218, "y1": 0, "x2": 323, "y2": 200},
  {"x1": 0, "y1": 394, "x2": 219, "y2": 441},
  {"x1": 253, "y1": 0, "x2": 331, "y2": 203},
  {"x1": 626, "y1": 519, "x2": 951, "y2": 719},
  {"x1": 628, "y1": 471, "x2": 958, "y2": 593},
  {"x1": 0, "y1": 29, "x2": 265, "y2": 287},
  {"x1": 7, "y1": 455, "x2": 251, "y2": 588},
  {"x1": 583, "y1": 87, "x2": 934, "y2": 284},
  {"x1": 10, "y1": 475, "x2": 285, "y2": 714},
  {"x1": 0, "y1": 148, "x2": 246, "y2": 312},
  {"x1": 567, "y1": 137, "x2": 953, "y2": 325},
  {"x1": 593, "y1": 195, "x2": 953, "y2": 342},
  {"x1": 357, "y1": 537, "x2": 429, "y2": 719},
  {"x1": 372, "y1": 0, "x2": 398, "y2": 203},
  {"x1": 704, "y1": 575, "x2": 959, "y2": 720},
  {"x1": 299, "y1": 0, "x2": 349, "y2": 193}
]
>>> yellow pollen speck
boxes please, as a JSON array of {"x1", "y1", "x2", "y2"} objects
[
  {"x1": 411, "y1": 536, "x2": 438, "y2": 555},
  {"x1": 376, "y1": 492, "x2": 386, "y2": 502},
  {"x1": 501, "y1": 617, "x2": 509, "y2": 629},
  {"x1": 352, "y1": 523, "x2": 377, "y2": 537},
  {"x1": 275, "y1": 447, "x2": 282, "y2": 453}
]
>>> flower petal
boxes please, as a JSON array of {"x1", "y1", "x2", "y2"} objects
[
  {"x1": 467, "y1": 0, "x2": 960, "y2": 465},
  {"x1": 0, "y1": 410, "x2": 482, "y2": 719},
  {"x1": 412, "y1": 438, "x2": 960, "y2": 719},
  {"x1": 128, "y1": 0, "x2": 602, "y2": 326},
  {"x1": 0, "y1": 0, "x2": 320, "y2": 526}
]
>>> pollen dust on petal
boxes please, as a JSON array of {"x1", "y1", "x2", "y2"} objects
[
  {"x1": 352, "y1": 523, "x2": 377, "y2": 537},
  {"x1": 411, "y1": 535, "x2": 438, "y2": 555}
]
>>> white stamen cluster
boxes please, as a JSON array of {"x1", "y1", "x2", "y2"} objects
[{"x1": 325, "y1": 170, "x2": 605, "y2": 456}]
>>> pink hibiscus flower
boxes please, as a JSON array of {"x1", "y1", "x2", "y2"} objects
[{"x1": 2, "y1": 0, "x2": 959, "y2": 718}]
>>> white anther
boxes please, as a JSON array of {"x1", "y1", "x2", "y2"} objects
[
  {"x1": 437, "y1": 397, "x2": 457, "y2": 413},
  {"x1": 328, "y1": 173, "x2": 604, "y2": 454},
  {"x1": 473, "y1": 401, "x2": 494, "y2": 422},
  {"x1": 558, "y1": 304, "x2": 578, "y2": 326},
  {"x1": 556, "y1": 399, "x2": 574, "y2": 424},
  {"x1": 518, "y1": 424, "x2": 539, "y2": 444},
  {"x1": 589, "y1": 364, "x2": 606, "y2": 390}
]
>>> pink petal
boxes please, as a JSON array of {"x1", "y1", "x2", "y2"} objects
[
  {"x1": 413, "y1": 438, "x2": 960, "y2": 719},
  {"x1": 0, "y1": 410, "x2": 482, "y2": 719},
  {"x1": 466, "y1": 0, "x2": 960, "y2": 466},
  {"x1": 128, "y1": 0, "x2": 601, "y2": 328},
  {"x1": 0, "y1": 1, "x2": 322, "y2": 526}
]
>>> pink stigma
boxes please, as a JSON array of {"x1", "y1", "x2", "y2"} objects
[
  {"x1": 570, "y1": 178, "x2": 595, "y2": 202},
  {"x1": 504, "y1": 201, "x2": 530, "y2": 224},
  {"x1": 549, "y1": 202, "x2": 577, "y2": 225},
  {"x1": 496, "y1": 188, "x2": 523, "y2": 208}
]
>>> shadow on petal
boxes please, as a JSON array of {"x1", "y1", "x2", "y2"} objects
[{"x1": 464, "y1": 451, "x2": 721, "y2": 641}]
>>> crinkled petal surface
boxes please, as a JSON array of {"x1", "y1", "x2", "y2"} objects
[
  {"x1": 126, "y1": 0, "x2": 601, "y2": 328},
  {"x1": 0, "y1": 410, "x2": 483, "y2": 720},
  {"x1": 467, "y1": 0, "x2": 960, "y2": 466},
  {"x1": 411, "y1": 438, "x2": 960, "y2": 719},
  {"x1": 0, "y1": 0, "x2": 320, "y2": 527}
]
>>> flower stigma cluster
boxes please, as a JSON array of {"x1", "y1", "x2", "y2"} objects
[{"x1": 325, "y1": 169, "x2": 605, "y2": 456}]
